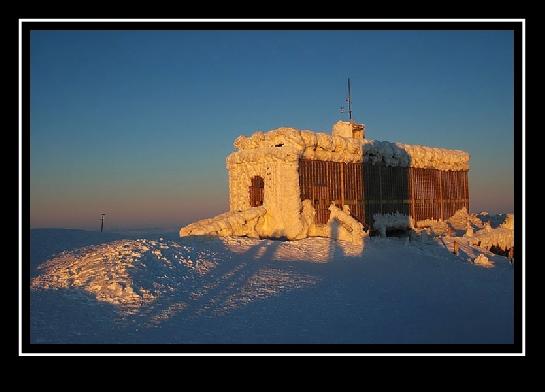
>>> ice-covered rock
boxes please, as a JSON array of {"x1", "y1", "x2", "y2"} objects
[
  {"x1": 473, "y1": 254, "x2": 494, "y2": 268},
  {"x1": 464, "y1": 223, "x2": 474, "y2": 238},
  {"x1": 327, "y1": 203, "x2": 368, "y2": 244},
  {"x1": 471, "y1": 228, "x2": 514, "y2": 252},
  {"x1": 500, "y1": 214, "x2": 514, "y2": 230}
]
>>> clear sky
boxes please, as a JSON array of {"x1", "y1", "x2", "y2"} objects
[{"x1": 30, "y1": 29, "x2": 514, "y2": 230}]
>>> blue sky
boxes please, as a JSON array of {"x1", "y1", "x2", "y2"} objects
[{"x1": 30, "y1": 29, "x2": 514, "y2": 230}]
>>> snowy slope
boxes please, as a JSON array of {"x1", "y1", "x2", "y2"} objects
[{"x1": 30, "y1": 229, "x2": 514, "y2": 344}]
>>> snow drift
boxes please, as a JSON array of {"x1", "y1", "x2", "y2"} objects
[{"x1": 179, "y1": 206, "x2": 267, "y2": 238}]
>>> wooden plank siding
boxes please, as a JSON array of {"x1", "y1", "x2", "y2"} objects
[
  {"x1": 411, "y1": 167, "x2": 442, "y2": 222},
  {"x1": 299, "y1": 159, "x2": 468, "y2": 228},
  {"x1": 299, "y1": 159, "x2": 365, "y2": 225},
  {"x1": 410, "y1": 168, "x2": 469, "y2": 222},
  {"x1": 365, "y1": 164, "x2": 469, "y2": 226},
  {"x1": 344, "y1": 162, "x2": 365, "y2": 224},
  {"x1": 364, "y1": 164, "x2": 410, "y2": 226}
]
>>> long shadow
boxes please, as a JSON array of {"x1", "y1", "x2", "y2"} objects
[
  {"x1": 327, "y1": 222, "x2": 339, "y2": 261},
  {"x1": 141, "y1": 237, "x2": 284, "y2": 326},
  {"x1": 31, "y1": 230, "x2": 365, "y2": 343},
  {"x1": 181, "y1": 239, "x2": 283, "y2": 318}
]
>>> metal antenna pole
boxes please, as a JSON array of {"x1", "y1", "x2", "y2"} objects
[
  {"x1": 339, "y1": 77, "x2": 354, "y2": 120},
  {"x1": 100, "y1": 213, "x2": 106, "y2": 232},
  {"x1": 348, "y1": 77, "x2": 352, "y2": 120}
]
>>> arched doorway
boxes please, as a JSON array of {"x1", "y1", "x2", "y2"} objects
[{"x1": 249, "y1": 176, "x2": 264, "y2": 207}]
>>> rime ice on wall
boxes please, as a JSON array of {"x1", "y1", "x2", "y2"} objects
[
  {"x1": 332, "y1": 120, "x2": 365, "y2": 139},
  {"x1": 363, "y1": 140, "x2": 470, "y2": 171},
  {"x1": 227, "y1": 158, "x2": 304, "y2": 240},
  {"x1": 224, "y1": 127, "x2": 365, "y2": 241},
  {"x1": 230, "y1": 127, "x2": 363, "y2": 163}
]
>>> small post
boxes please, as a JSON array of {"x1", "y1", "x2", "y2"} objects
[
  {"x1": 378, "y1": 165, "x2": 383, "y2": 214},
  {"x1": 453, "y1": 240, "x2": 459, "y2": 255},
  {"x1": 508, "y1": 247, "x2": 514, "y2": 264},
  {"x1": 100, "y1": 213, "x2": 106, "y2": 232}
]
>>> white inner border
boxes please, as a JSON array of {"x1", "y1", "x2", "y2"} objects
[{"x1": 19, "y1": 18, "x2": 525, "y2": 357}]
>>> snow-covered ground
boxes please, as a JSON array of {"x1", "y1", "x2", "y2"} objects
[{"x1": 30, "y1": 227, "x2": 514, "y2": 344}]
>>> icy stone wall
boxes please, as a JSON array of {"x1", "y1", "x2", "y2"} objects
[
  {"x1": 225, "y1": 127, "x2": 363, "y2": 240},
  {"x1": 227, "y1": 155, "x2": 304, "y2": 240},
  {"x1": 231, "y1": 127, "x2": 363, "y2": 163},
  {"x1": 231, "y1": 127, "x2": 469, "y2": 170}
]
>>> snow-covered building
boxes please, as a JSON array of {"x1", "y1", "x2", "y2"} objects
[
  {"x1": 180, "y1": 120, "x2": 470, "y2": 241},
  {"x1": 363, "y1": 136, "x2": 470, "y2": 227}
]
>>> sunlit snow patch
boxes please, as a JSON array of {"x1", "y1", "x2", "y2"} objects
[
  {"x1": 31, "y1": 239, "x2": 220, "y2": 312},
  {"x1": 31, "y1": 236, "x2": 325, "y2": 321}
]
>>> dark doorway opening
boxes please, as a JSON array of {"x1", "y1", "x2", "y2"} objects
[{"x1": 249, "y1": 176, "x2": 264, "y2": 207}]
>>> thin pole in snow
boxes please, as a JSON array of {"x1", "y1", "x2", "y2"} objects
[{"x1": 100, "y1": 213, "x2": 106, "y2": 232}]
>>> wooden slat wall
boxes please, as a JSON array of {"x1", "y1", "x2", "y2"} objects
[
  {"x1": 344, "y1": 162, "x2": 365, "y2": 224},
  {"x1": 410, "y1": 168, "x2": 469, "y2": 222},
  {"x1": 364, "y1": 164, "x2": 469, "y2": 226},
  {"x1": 299, "y1": 160, "x2": 468, "y2": 228},
  {"x1": 411, "y1": 168, "x2": 441, "y2": 222},
  {"x1": 299, "y1": 159, "x2": 365, "y2": 225},
  {"x1": 442, "y1": 169, "x2": 470, "y2": 219},
  {"x1": 364, "y1": 164, "x2": 410, "y2": 226}
]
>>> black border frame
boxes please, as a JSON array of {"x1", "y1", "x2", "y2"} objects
[{"x1": 21, "y1": 19, "x2": 524, "y2": 355}]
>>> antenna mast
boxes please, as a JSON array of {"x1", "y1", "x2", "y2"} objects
[
  {"x1": 100, "y1": 213, "x2": 106, "y2": 232},
  {"x1": 340, "y1": 77, "x2": 353, "y2": 121},
  {"x1": 347, "y1": 77, "x2": 352, "y2": 120}
]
